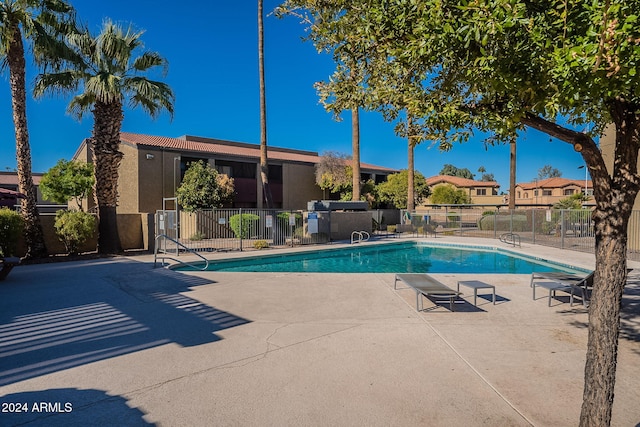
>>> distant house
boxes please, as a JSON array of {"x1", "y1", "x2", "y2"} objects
[
  {"x1": 0, "y1": 172, "x2": 63, "y2": 211},
  {"x1": 423, "y1": 175, "x2": 502, "y2": 205},
  {"x1": 72, "y1": 133, "x2": 396, "y2": 213},
  {"x1": 514, "y1": 177, "x2": 592, "y2": 206}
]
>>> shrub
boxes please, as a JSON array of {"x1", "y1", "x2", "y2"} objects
[
  {"x1": 229, "y1": 213, "x2": 260, "y2": 238},
  {"x1": 253, "y1": 240, "x2": 269, "y2": 249},
  {"x1": 54, "y1": 210, "x2": 96, "y2": 255},
  {"x1": 478, "y1": 214, "x2": 528, "y2": 231},
  {"x1": 0, "y1": 208, "x2": 24, "y2": 256},
  {"x1": 189, "y1": 231, "x2": 205, "y2": 241}
]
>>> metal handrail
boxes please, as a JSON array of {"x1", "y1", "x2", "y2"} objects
[
  {"x1": 350, "y1": 230, "x2": 371, "y2": 244},
  {"x1": 154, "y1": 234, "x2": 209, "y2": 270},
  {"x1": 499, "y1": 232, "x2": 521, "y2": 247}
]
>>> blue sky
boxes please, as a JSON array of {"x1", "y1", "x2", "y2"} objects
[{"x1": 0, "y1": 0, "x2": 591, "y2": 191}]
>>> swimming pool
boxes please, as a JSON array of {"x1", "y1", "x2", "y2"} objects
[{"x1": 174, "y1": 242, "x2": 585, "y2": 274}]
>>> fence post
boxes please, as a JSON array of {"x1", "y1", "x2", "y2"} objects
[
  {"x1": 493, "y1": 212, "x2": 497, "y2": 239},
  {"x1": 561, "y1": 210, "x2": 565, "y2": 249},
  {"x1": 239, "y1": 208, "x2": 243, "y2": 251},
  {"x1": 532, "y1": 209, "x2": 536, "y2": 244}
]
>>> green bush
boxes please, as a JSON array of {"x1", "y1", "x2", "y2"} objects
[
  {"x1": 229, "y1": 213, "x2": 260, "y2": 238},
  {"x1": 54, "y1": 210, "x2": 96, "y2": 255},
  {"x1": 0, "y1": 208, "x2": 24, "y2": 256},
  {"x1": 253, "y1": 240, "x2": 269, "y2": 249},
  {"x1": 189, "y1": 231, "x2": 205, "y2": 241},
  {"x1": 478, "y1": 214, "x2": 528, "y2": 231}
]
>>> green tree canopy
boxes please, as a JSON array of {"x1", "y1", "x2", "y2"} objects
[
  {"x1": 377, "y1": 170, "x2": 430, "y2": 209},
  {"x1": 315, "y1": 151, "x2": 352, "y2": 197},
  {"x1": 176, "y1": 161, "x2": 234, "y2": 212},
  {"x1": 538, "y1": 165, "x2": 562, "y2": 180},
  {"x1": 439, "y1": 164, "x2": 474, "y2": 179},
  {"x1": 39, "y1": 159, "x2": 94, "y2": 209},
  {"x1": 429, "y1": 184, "x2": 471, "y2": 205}
]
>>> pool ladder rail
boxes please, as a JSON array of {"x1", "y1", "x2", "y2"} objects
[
  {"x1": 351, "y1": 230, "x2": 371, "y2": 244},
  {"x1": 154, "y1": 234, "x2": 209, "y2": 270},
  {"x1": 499, "y1": 232, "x2": 521, "y2": 247}
]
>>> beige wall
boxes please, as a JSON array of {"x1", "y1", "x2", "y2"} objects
[
  {"x1": 283, "y1": 163, "x2": 323, "y2": 210},
  {"x1": 117, "y1": 144, "x2": 140, "y2": 213},
  {"x1": 329, "y1": 211, "x2": 372, "y2": 240}
]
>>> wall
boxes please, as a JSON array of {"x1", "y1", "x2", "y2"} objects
[
  {"x1": 329, "y1": 211, "x2": 372, "y2": 240},
  {"x1": 117, "y1": 144, "x2": 140, "y2": 213},
  {"x1": 15, "y1": 213, "x2": 148, "y2": 256},
  {"x1": 282, "y1": 163, "x2": 323, "y2": 210}
]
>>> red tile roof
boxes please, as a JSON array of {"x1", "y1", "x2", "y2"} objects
[
  {"x1": 425, "y1": 175, "x2": 499, "y2": 188},
  {"x1": 517, "y1": 177, "x2": 592, "y2": 190},
  {"x1": 119, "y1": 133, "x2": 396, "y2": 172},
  {"x1": 0, "y1": 172, "x2": 43, "y2": 186}
]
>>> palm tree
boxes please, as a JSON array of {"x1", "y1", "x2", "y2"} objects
[
  {"x1": 258, "y1": 0, "x2": 273, "y2": 208},
  {"x1": 35, "y1": 20, "x2": 174, "y2": 254},
  {"x1": 0, "y1": 0, "x2": 75, "y2": 259},
  {"x1": 351, "y1": 107, "x2": 361, "y2": 201}
]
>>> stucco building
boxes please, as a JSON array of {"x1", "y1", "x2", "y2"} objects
[
  {"x1": 423, "y1": 175, "x2": 502, "y2": 205},
  {"x1": 514, "y1": 177, "x2": 592, "y2": 206},
  {"x1": 72, "y1": 133, "x2": 396, "y2": 213}
]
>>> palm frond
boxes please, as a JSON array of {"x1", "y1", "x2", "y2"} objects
[
  {"x1": 34, "y1": 70, "x2": 83, "y2": 97},
  {"x1": 132, "y1": 51, "x2": 167, "y2": 74},
  {"x1": 126, "y1": 77, "x2": 174, "y2": 119},
  {"x1": 85, "y1": 72, "x2": 123, "y2": 104},
  {"x1": 67, "y1": 92, "x2": 96, "y2": 119}
]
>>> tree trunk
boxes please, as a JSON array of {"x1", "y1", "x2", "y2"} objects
[
  {"x1": 6, "y1": 21, "x2": 47, "y2": 259},
  {"x1": 258, "y1": 0, "x2": 273, "y2": 209},
  {"x1": 509, "y1": 136, "x2": 516, "y2": 210},
  {"x1": 351, "y1": 107, "x2": 361, "y2": 201},
  {"x1": 521, "y1": 111, "x2": 639, "y2": 426},
  {"x1": 407, "y1": 116, "x2": 415, "y2": 211},
  {"x1": 580, "y1": 218, "x2": 628, "y2": 426},
  {"x1": 91, "y1": 101, "x2": 124, "y2": 254}
]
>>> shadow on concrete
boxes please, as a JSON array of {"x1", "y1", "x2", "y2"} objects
[
  {"x1": 0, "y1": 388, "x2": 154, "y2": 426},
  {"x1": 0, "y1": 258, "x2": 250, "y2": 386}
]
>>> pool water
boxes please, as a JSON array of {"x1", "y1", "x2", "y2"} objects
[{"x1": 175, "y1": 242, "x2": 583, "y2": 274}]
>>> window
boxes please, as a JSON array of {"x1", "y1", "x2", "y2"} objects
[
  {"x1": 476, "y1": 188, "x2": 487, "y2": 196},
  {"x1": 534, "y1": 190, "x2": 539, "y2": 196},
  {"x1": 524, "y1": 192, "x2": 528, "y2": 198},
  {"x1": 564, "y1": 189, "x2": 575, "y2": 196},
  {"x1": 543, "y1": 190, "x2": 552, "y2": 196},
  {"x1": 517, "y1": 191, "x2": 521, "y2": 198},
  {"x1": 215, "y1": 160, "x2": 256, "y2": 179}
]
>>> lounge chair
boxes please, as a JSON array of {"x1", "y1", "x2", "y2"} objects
[
  {"x1": 530, "y1": 271, "x2": 594, "y2": 307},
  {"x1": 0, "y1": 257, "x2": 20, "y2": 281},
  {"x1": 394, "y1": 273, "x2": 461, "y2": 311}
]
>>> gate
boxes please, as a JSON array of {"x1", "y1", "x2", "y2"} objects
[{"x1": 155, "y1": 198, "x2": 179, "y2": 254}]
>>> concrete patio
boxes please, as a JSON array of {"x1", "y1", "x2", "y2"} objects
[{"x1": 1, "y1": 237, "x2": 639, "y2": 426}]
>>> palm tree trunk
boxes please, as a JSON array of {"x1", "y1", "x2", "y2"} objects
[
  {"x1": 91, "y1": 100, "x2": 123, "y2": 254},
  {"x1": 258, "y1": 0, "x2": 273, "y2": 209},
  {"x1": 351, "y1": 107, "x2": 361, "y2": 201},
  {"x1": 6, "y1": 21, "x2": 47, "y2": 259},
  {"x1": 509, "y1": 136, "x2": 516, "y2": 210},
  {"x1": 407, "y1": 116, "x2": 415, "y2": 211}
]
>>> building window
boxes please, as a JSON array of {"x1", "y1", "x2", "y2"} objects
[
  {"x1": 524, "y1": 192, "x2": 528, "y2": 198},
  {"x1": 564, "y1": 189, "x2": 575, "y2": 196},
  {"x1": 543, "y1": 190, "x2": 552, "y2": 196},
  {"x1": 476, "y1": 188, "x2": 487, "y2": 196},
  {"x1": 517, "y1": 191, "x2": 521, "y2": 198},
  {"x1": 534, "y1": 190, "x2": 539, "y2": 196},
  {"x1": 215, "y1": 160, "x2": 257, "y2": 179}
]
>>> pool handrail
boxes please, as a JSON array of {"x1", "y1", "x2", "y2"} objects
[
  {"x1": 154, "y1": 234, "x2": 209, "y2": 270},
  {"x1": 351, "y1": 230, "x2": 370, "y2": 244}
]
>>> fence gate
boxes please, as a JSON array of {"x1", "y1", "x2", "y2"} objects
[{"x1": 156, "y1": 197, "x2": 179, "y2": 254}]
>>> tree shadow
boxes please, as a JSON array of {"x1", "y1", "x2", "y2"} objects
[
  {"x1": 563, "y1": 269, "x2": 640, "y2": 355},
  {"x1": 0, "y1": 388, "x2": 154, "y2": 426},
  {"x1": 0, "y1": 258, "x2": 250, "y2": 386}
]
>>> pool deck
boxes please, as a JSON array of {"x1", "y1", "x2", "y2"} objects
[{"x1": 1, "y1": 236, "x2": 639, "y2": 426}]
